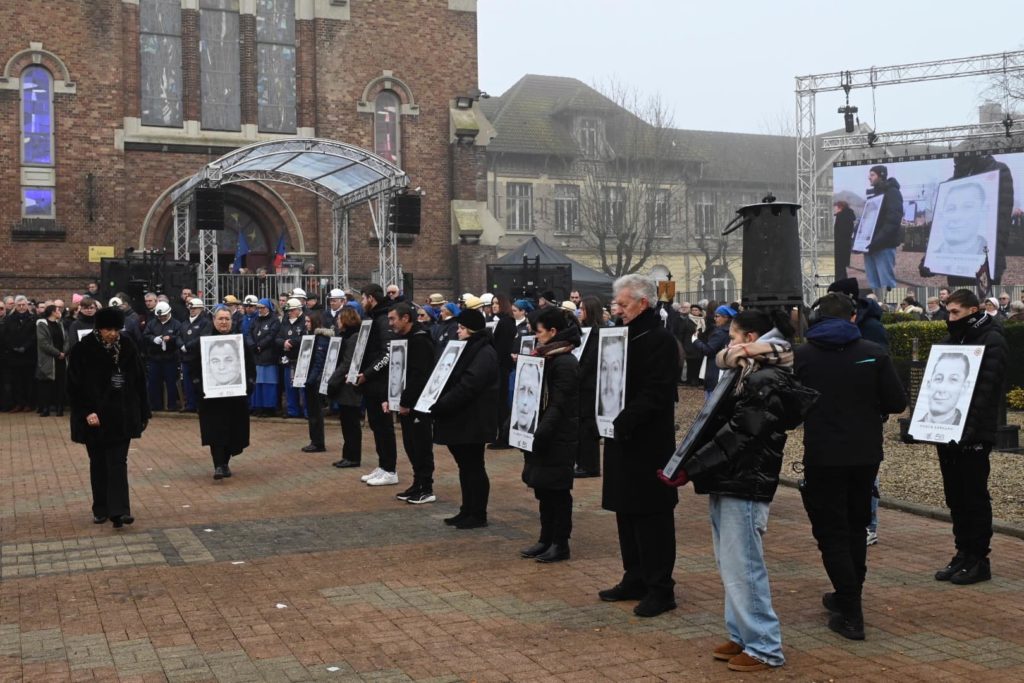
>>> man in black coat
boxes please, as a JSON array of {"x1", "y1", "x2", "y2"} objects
[
  {"x1": 599, "y1": 274, "x2": 680, "y2": 618},
  {"x1": 354, "y1": 283, "x2": 398, "y2": 485},
  {"x1": 931, "y1": 289, "x2": 1007, "y2": 586},
  {"x1": 794, "y1": 293, "x2": 907, "y2": 640},
  {"x1": 388, "y1": 302, "x2": 436, "y2": 504},
  {"x1": 4, "y1": 295, "x2": 38, "y2": 412},
  {"x1": 178, "y1": 298, "x2": 212, "y2": 412},
  {"x1": 274, "y1": 298, "x2": 306, "y2": 418}
]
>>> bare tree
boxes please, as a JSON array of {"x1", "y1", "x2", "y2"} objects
[
  {"x1": 576, "y1": 83, "x2": 685, "y2": 277},
  {"x1": 690, "y1": 192, "x2": 746, "y2": 301}
]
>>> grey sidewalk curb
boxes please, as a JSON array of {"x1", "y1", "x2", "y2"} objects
[{"x1": 777, "y1": 476, "x2": 1024, "y2": 541}]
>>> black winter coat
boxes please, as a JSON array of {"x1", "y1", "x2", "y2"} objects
[
  {"x1": 250, "y1": 314, "x2": 281, "y2": 365},
  {"x1": 833, "y1": 206, "x2": 856, "y2": 272},
  {"x1": 123, "y1": 311, "x2": 144, "y2": 350},
  {"x1": 359, "y1": 303, "x2": 393, "y2": 398},
  {"x1": 523, "y1": 333, "x2": 580, "y2": 490},
  {"x1": 179, "y1": 314, "x2": 212, "y2": 362},
  {"x1": 398, "y1": 322, "x2": 436, "y2": 410},
  {"x1": 67, "y1": 333, "x2": 151, "y2": 445},
  {"x1": 304, "y1": 329, "x2": 335, "y2": 389},
  {"x1": 191, "y1": 329, "x2": 256, "y2": 454},
  {"x1": 856, "y1": 298, "x2": 889, "y2": 350},
  {"x1": 432, "y1": 318, "x2": 459, "y2": 358},
  {"x1": 941, "y1": 313, "x2": 1008, "y2": 445},
  {"x1": 601, "y1": 308, "x2": 680, "y2": 515},
  {"x1": 867, "y1": 177, "x2": 904, "y2": 252},
  {"x1": 142, "y1": 316, "x2": 183, "y2": 361},
  {"x1": 275, "y1": 313, "x2": 306, "y2": 362},
  {"x1": 577, "y1": 325, "x2": 599, "y2": 422},
  {"x1": 693, "y1": 323, "x2": 730, "y2": 391},
  {"x1": 4, "y1": 311, "x2": 37, "y2": 368},
  {"x1": 67, "y1": 315, "x2": 96, "y2": 353},
  {"x1": 431, "y1": 331, "x2": 499, "y2": 446},
  {"x1": 493, "y1": 314, "x2": 518, "y2": 373}
]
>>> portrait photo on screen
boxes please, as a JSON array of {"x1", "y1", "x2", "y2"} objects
[
  {"x1": 388, "y1": 340, "x2": 408, "y2": 411},
  {"x1": 908, "y1": 344, "x2": 985, "y2": 445},
  {"x1": 200, "y1": 334, "x2": 247, "y2": 398},
  {"x1": 924, "y1": 171, "x2": 1000, "y2": 279},
  {"x1": 415, "y1": 340, "x2": 467, "y2": 413},
  {"x1": 291, "y1": 335, "x2": 315, "y2": 387},
  {"x1": 509, "y1": 355, "x2": 544, "y2": 450},
  {"x1": 346, "y1": 320, "x2": 373, "y2": 383},
  {"x1": 595, "y1": 328, "x2": 628, "y2": 438},
  {"x1": 851, "y1": 194, "x2": 883, "y2": 253},
  {"x1": 318, "y1": 337, "x2": 343, "y2": 395}
]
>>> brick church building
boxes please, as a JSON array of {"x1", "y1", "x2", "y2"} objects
[{"x1": 0, "y1": 0, "x2": 494, "y2": 300}]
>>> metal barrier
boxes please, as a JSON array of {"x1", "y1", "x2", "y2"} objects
[{"x1": 215, "y1": 273, "x2": 349, "y2": 303}]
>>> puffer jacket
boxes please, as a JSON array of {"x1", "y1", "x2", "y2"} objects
[
  {"x1": 941, "y1": 312, "x2": 1008, "y2": 445},
  {"x1": 431, "y1": 329, "x2": 498, "y2": 445},
  {"x1": 866, "y1": 177, "x2": 904, "y2": 251},
  {"x1": 522, "y1": 326, "x2": 580, "y2": 490}
]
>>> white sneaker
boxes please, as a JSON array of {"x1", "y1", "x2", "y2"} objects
[
  {"x1": 360, "y1": 467, "x2": 384, "y2": 483},
  {"x1": 367, "y1": 471, "x2": 399, "y2": 486},
  {"x1": 866, "y1": 530, "x2": 878, "y2": 546}
]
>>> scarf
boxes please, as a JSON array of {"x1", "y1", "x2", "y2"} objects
[
  {"x1": 716, "y1": 327, "x2": 792, "y2": 394},
  {"x1": 533, "y1": 340, "x2": 574, "y2": 358},
  {"x1": 689, "y1": 314, "x2": 706, "y2": 334},
  {"x1": 95, "y1": 331, "x2": 122, "y2": 370}
]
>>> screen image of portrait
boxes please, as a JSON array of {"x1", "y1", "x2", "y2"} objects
[
  {"x1": 597, "y1": 335, "x2": 625, "y2": 418},
  {"x1": 924, "y1": 171, "x2": 1000, "y2": 279},
  {"x1": 512, "y1": 361, "x2": 541, "y2": 434},
  {"x1": 207, "y1": 339, "x2": 241, "y2": 386},
  {"x1": 851, "y1": 195, "x2": 882, "y2": 253}
]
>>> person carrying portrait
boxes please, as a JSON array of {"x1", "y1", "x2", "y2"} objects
[
  {"x1": 793, "y1": 293, "x2": 907, "y2": 640},
  {"x1": 250, "y1": 298, "x2": 281, "y2": 417},
  {"x1": 574, "y1": 296, "x2": 603, "y2": 478},
  {"x1": 67, "y1": 306, "x2": 151, "y2": 528},
  {"x1": 66, "y1": 296, "x2": 98, "y2": 355},
  {"x1": 387, "y1": 302, "x2": 437, "y2": 505},
  {"x1": 693, "y1": 305, "x2": 735, "y2": 397},
  {"x1": 519, "y1": 307, "x2": 580, "y2": 563},
  {"x1": 178, "y1": 298, "x2": 212, "y2": 413},
  {"x1": 143, "y1": 301, "x2": 183, "y2": 412},
  {"x1": 489, "y1": 294, "x2": 518, "y2": 450},
  {"x1": 327, "y1": 307, "x2": 366, "y2": 469},
  {"x1": 599, "y1": 274, "x2": 680, "y2": 618},
  {"x1": 193, "y1": 307, "x2": 256, "y2": 480},
  {"x1": 300, "y1": 311, "x2": 334, "y2": 453},
  {"x1": 660, "y1": 309, "x2": 816, "y2": 672},
  {"x1": 930, "y1": 289, "x2": 1007, "y2": 586},
  {"x1": 352, "y1": 283, "x2": 399, "y2": 487},
  {"x1": 35, "y1": 304, "x2": 65, "y2": 417},
  {"x1": 430, "y1": 308, "x2": 499, "y2": 529},
  {"x1": 862, "y1": 165, "x2": 904, "y2": 300}
]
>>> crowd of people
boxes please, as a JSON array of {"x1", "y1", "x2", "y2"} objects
[{"x1": 0, "y1": 273, "x2": 1009, "y2": 673}]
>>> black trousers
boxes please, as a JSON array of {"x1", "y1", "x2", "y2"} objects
[
  {"x1": 87, "y1": 440, "x2": 131, "y2": 518},
  {"x1": 535, "y1": 488, "x2": 572, "y2": 544},
  {"x1": 365, "y1": 396, "x2": 397, "y2": 472},
  {"x1": 616, "y1": 510, "x2": 676, "y2": 600},
  {"x1": 10, "y1": 365, "x2": 34, "y2": 408},
  {"x1": 399, "y1": 411, "x2": 434, "y2": 490},
  {"x1": 575, "y1": 419, "x2": 600, "y2": 474},
  {"x1": 210, "y1": 444, "x2": 232, "y2": 468},
  {"x1": 305, "y1": 387, "x2": 325, "y2": 448},
  {"x1": 685, "y1": 357, "x2": 702, "y2": 386},
  {"x1": 937, "y1": 443, "x2": 993, "y2": 558},
  {"x1": 495, "y1": 368, "x2": 511, "y2": 445},
  {"x1": 448, "y1": 443, "x2": 489, "y2": 519},
  {"x1": 338, "y1": 405, "x2": 362, "y2": 463},
  {"x1": 801, "y1": 463, "x2": 878, "y2": 616}
]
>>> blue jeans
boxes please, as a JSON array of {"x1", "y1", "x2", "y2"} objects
[
  {"x1": 709, "y1": 495, "x2": 784, "y2": 667},
  {"x1": 283, "y1": 365, "x2": 305, "y2": 418},
  {"x1": 863, "y1": 248, "x2": 897, "y2": 290}
]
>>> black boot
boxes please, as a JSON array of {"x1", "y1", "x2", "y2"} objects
[
  {"x1": 535, "y1": 543, "x2": 570, "y2": 563},
  {"x1": 934, "y1": 551, "x2": 969, "y2": 581},
  {"x1": 444, "y1": 510, "x2": 468, "y2": 526},
  {"x1": 950, "y1": 556, "x2": 991, "y2": 585},
  {"x1": 828, "y1": 612, "x2": 865, "y2": 640},
  {"x1": 520, "y1": 542, "x2": 550, "y2": 559}
]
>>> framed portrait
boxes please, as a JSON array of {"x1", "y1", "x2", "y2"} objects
[
  {"x1": 291, "y1": 335, "x2": 315, "y2": 387},
  {"x1": 924, "y1": 170, "x2": 1000, "y2": 279},
  {"x1": 486, "y1": 320, "x2": 498, "y2": 332},
  {"x1": 851, "y1": 194, "x2": 883, "y2": 253},
  {"x1": 388, "y1": 340, "x2": 408, "y2": 411},
  {"x1": 318, "y1": 337, "x2": 343, "y2": 396},
  {"x1": 77, "y1": 328, "x2": 92, "y2": 341},
  {"x1": 345, "y1": 319, "x2": 373, "y2": 384},
  {"x1": 509, "y1": 355, "x2": 545, "y2": 451},
  {"x1": 662, "y1": 369, "x2": 739, "y2": 479},
  {"x1": 415, "y1": 340, "x2": 467, "y2": 413},
  {"x1": 519, "y1": 336, "x2": 536, "y2": 356},
  {"x1": 200, "y1": 334, "x2": 247, "y2": 399},
  {"x1": 595, "y1": 327, "x2": 629, "y2": 439},
  {"x1": 572, "y1": 327, "x2": 593, "y2": 361},
  {"x1": 907, "y1": 344, "x2": 985, "y2": 444}
]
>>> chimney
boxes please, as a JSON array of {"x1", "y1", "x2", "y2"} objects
[{"x1": 979, "y1": 101, "x2": 1003, "y2": 124}]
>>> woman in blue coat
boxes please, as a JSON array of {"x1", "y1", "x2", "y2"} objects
[{"x1": 693, "y1": 305, "x2": 735, "y2": 396}]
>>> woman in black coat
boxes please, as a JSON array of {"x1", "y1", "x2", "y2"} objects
[
  {"x1": 192, "y1": 307, "x2": 256, "y2": 479},
  {"x1": 574, "y1": 296, "x2": 602, "y2": 477},
  {"x1": 520, "y1": 307, "x2": 580, "y2": 563},
  {"x1": 301, "y1": 312, "x2": 334, "y2": 453},
  {"x1": 327, "y1": 306, "x2": 366, "y2": 468},
  {"x1": 67, "y1": 306, "x2": 151, "y2": 528},
  {"x1": 490, "y1": 294, "x2": 518, "y2": 449},
  {"x1": 430, "y1": 308, "x2": 499, "y2": 529}
]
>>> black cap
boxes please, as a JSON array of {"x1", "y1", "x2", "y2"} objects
[
  {"x1": 541, "y1": 290, "x2": 556, "y2": 302},
  {"x1": 455, "y1": 308, "x2": 486, "y2": 332},
  {"x1": 94, "y1": 306, "x2": 125, "y2": 331},
  {"x1": 827, "y1": 277, "x2": 860, "y2": 300}
]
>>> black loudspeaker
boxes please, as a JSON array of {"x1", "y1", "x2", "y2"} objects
[
  {"x1": 390, "y1": 193, "x2": 421, "y2": 234},
  {"x1": 736, "y1": 200, "x2": 804, "y2": 310},
  {"x1": 195, "y1": 188, "x2": 225, "y2": 230},
  {"x1": 402, "y1": 272, "x2": 414, "y2": 304}
]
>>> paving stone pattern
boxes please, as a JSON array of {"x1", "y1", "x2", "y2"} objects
[{"x1": 1, "y1": 410, "x2": 1024, "y2": 681}]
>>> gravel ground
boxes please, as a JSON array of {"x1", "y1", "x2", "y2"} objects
[{"x1": 674, "y1": 385, "x2": 1024, "y2": 526}]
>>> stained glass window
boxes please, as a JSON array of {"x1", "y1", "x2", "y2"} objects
[
  {"x1": 23, "y1": 188, "x2": 55, "y2": 219},
  {"x1": 21, "y1": 66, "x2": 53, "y2": 165},
  {"x1": 140, "y1": 0, "x2": 183, "y2": 127},
  {"x1": 200, "y1": 0, "x2": 241, "y2": 131},
  {"x1": 374, "y1": 90, "x2": 401, "y2": 166},
  {"x1": 256, "y1": 0, "x2": 296, "y2": 134}
]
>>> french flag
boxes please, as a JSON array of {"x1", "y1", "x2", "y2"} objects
[{"x1": 272, "y1": 232, "x2": 287, "y2": 271}]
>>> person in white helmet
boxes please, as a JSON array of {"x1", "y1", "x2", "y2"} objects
[
  {"x1": 142, "y1": 301, "x2": 183, "y2": 411},
  {"x1": 275, "y1": 297, "x2": 307, "y2": 417},
  {"x1": 324, "y1": 288, "x2": 346, "y2": 327},
  {"x1": 177, "y1": 299, "x2": 212, "y2": 412}
]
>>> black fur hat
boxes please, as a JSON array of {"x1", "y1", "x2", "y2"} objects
[{"x1": 94, "y1": 306, "x2": 125, "y2": 331}]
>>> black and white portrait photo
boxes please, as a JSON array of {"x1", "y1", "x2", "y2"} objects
[
  {"x1": 200, "y1": 334, "x2": 247, "y2": 398},
  {"x1": 595, "y1": 327, "x2": 628, "y2": 438},
  {"x1": 852, "y1": 194, "x2": 883, "y2": 253},
  {"x1": 415, "y1": 341, "x2": 467, "y2": 413},
  {"x1": 345, "y1": 320, "x2": 373, "y2": 384},
  {"x1": 509, "y1": 355, "x2": 544, "y2": 450},
  {"x1": 318, "y1": 337, "x2": 343, "y2": 396},
  {"x1": 908, "y1": 344, "x2": 985, "y2": 444},
  {"x1": 924, "y1": 171, "x2": 1000, "y2": 279},
  {"x1": 388, "y1": 340, "x2": 408, "y2": 411},
  {"x1": 519, "y1": 336, "x2": 536, "y2": 356},
  {"x1": 291, "y1": 335, "x2": 315, "y2": 387}
]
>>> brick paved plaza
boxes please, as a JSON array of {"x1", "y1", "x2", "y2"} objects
[{"x1": 2, "y1": 406, "x2": 1024, "y2": 682}]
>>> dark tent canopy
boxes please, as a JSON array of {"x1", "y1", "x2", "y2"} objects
[{"x1": 494, "y1": 237, "x2": 614, "y2": 298}]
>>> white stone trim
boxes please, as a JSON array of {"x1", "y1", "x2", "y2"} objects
[
  {"x1": 21, "y1": 167, "x2": 56, "y2": 187},
  {"x1": 115, "y1": 117, "x2": 316, "y2": 150},
  {"x1": 314, "y1": 0, "x2": 350, "y2": 20},
  {"x1": 356, "y1": 70, "x2": 419, "y2": 115},
  {"x1": 448, "y1": 0, "x2": 476, "y2": 11},
  {"x1": 0, "y1": 42, "x2": 76, "y2": 94}
]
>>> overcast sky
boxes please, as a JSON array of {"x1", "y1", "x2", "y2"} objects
[{"x1": 478, "y1": 0, "x2": 1023, "y2": 136}]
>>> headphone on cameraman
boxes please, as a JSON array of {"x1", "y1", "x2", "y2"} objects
[{"x1": 807, "y1": 292, "x2": 857, "y2": 326}]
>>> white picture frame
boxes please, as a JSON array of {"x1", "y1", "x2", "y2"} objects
[
  {"x1": 291, "y1": 335, "x2": 315, "y2": 387},
  {"x1": 923, "y1": 170, "x2": 1000, "y2": 279},
  {"x1": 908, "y1": 344, "x2": 985, "y2": 445},
  {"x1": 200, "y1": 334, "x2": 247, "y2": 399},
  {"x1": 388, "y1": 340, "x2": 408, "y2": 411},
  {"x1": 572, "y1": 327, "x2": 593, "y2": 361},
  {"x1": 318, "y1": 337, "x2": 343, "y2": 396},
  {"x1": 77, "y1": 328, "x2": 92, "y2": 341},
  {"x1": 509, "y1": 355, "x2": 544, "y2": 451},
  {"x1": 415, "y1": 340, "x2": 467, "y2": 413},
  {"x1": 851, "y1": 194, "x2": 883, "y2": 253},
  {"x1": 346, "y1": 320, "x2": 373, "y2": 384},
  {"x1": 486, "y1": 320, "x2": 498, "y2": 332},
  {"x1": 595, "y1": 327, "x2": 628, "y2": 439},
  {"x1": 519, "y1": 336, "x2": 536, "y2": 356}
]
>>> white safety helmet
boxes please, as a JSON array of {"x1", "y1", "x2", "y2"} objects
[
  {"x1": 290, "y1": 288, "x2": 307, "y2": 300},
  {"x1": 154, "y1": 302, "x2": 172, "y2": 317}
]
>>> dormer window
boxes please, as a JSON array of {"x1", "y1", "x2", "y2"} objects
[{"x1": 577, "y1": 117, "x2": 601, "y2": 157}]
